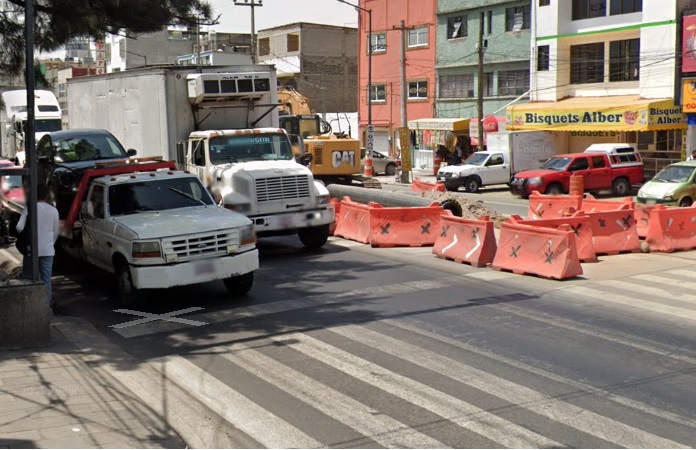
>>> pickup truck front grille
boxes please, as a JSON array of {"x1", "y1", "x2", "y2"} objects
[
  {"x1": 255, "y1": 175, "x2": 311, "y2": 203},
  {"x1": 162, "y1": 231, "x2": 238, "y2": 261}
]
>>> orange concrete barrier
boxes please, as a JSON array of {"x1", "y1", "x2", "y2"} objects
[
  {"x1": 492, "y1": 219, "x2": 583, "y2": 280},
  {"x1": 368, "y1": 202, "x2": 444, "y2": 248},
  {"x1": 581, "y1": 194, "x2": 634, "y2": 212},
  {"x1": 645, "y1": 204, "x2": 696, "y2": 252},
  {"x1": 527, "y1": 191, "x2": 583, "y2": 219},
  {"x1": 432, "y1": 213, "x2": 497, "y2": 267},
  {"x1": 510, "y1": 211, "x2": 597, "y2": 263},
  {"x1": 635, "y1": 203, "x2": 656, "y2": 239},
  {"x1": 329, "y1": 197, "x2": 341, "y2": 236},
  {"x1": 411, "y1": 177, "x2": 446, "y2": 193},
  {"x1": 585, "y1": 204, "x2": 640, "y2": 255},
  {"x1": 333, "y1": 197, "x2": 371, "y2": 244}
]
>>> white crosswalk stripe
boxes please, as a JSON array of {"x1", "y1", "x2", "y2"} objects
[
  {"x1": 219, "y1": 344, "x2": 450, "y2": 448},
  {"x1": 600, "y1": 279, "x2": 696, "y2": 305}
]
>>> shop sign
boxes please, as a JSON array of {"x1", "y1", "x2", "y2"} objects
[{"x1": 682, "y1": 78, "x2": 696, "y2": 112}]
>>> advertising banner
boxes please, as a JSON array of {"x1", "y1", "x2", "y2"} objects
[{"x1": 683, "y1": 14, "x2": 696, "y2": 73}]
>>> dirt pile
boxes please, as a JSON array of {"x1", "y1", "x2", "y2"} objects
[{"x1": 421, "y1": 192, "x2": 509, "y2": 228}]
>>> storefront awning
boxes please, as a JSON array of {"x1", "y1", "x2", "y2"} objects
[
  {"x1": 506, "y1": 96, "x2": 685, "y2": 132},
  {"x1": 407, "y1": 118, "x2": 470, "y2": 132}
]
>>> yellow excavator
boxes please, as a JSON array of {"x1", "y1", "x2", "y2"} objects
[{"x1": 277, "y1": 87, "x2": 380, "y2": 188}]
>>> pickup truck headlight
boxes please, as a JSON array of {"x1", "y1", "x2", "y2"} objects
[
  {"x1": 240, "y1": 224, "x2": 256, "y2": 247},
  {"x1": 132, "y1": 241, "x2": 161, "y2": 259},
  {"x1": 317, "y1": 194, "x2": 329, "y2": 206},
  {"x1": 528, "y1": 177, "x2": 543, "y2": 185},
  {"x1": 224, "y1": 203, "x2": 251, "y2": 213}
]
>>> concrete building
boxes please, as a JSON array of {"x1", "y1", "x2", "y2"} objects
[
  {"x1": 356, "y1": 0, "x2": 437, "y2": 160},
  {"x1": 507, "y1": 0, "x2": 694, "y2": 177},
  {"x1": 257, "y1": 22, "x2": 357, "y2": 114}
]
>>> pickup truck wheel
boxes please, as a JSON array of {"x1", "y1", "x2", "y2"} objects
[
  {"x1": 464, "y1": 177, "x2": 480, "y2": 193},
  {"x1": 224, "y1": 272, "x2": 254, "y2": 296},
  {"x1": 116, "y1": 262, "x2": 146, "y2": 307},
  {"x1": 679, "y1": 197, "x2": 693, "y2": 207},
  {"x1": 385, "y1": 163, "x2": 397, "y2": 176},
  {"x1": 545, "y1": 183, "x2": 564, "y2": 195},
  {"x1": 298, "y1": 224, "x2": 330, "y2": 249},
  {"x1": 612, "y1": 178, "x2": 631, "y2": 196},
  {"x1": 444, "y1": 183, "x2": 459, "y2": 192}
]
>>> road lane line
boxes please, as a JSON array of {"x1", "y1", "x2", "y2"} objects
[
  {"x1": 601, "y1": 279, "x2": 696, "y2": 306},
  {"x1": 277, "y1": 332, "x2": 563, "y2": 449},
  {"x1": 219, "y1": 344, "x2": 449, "y2": 448},
  {"x1": 113, "y1": 278, "x2": 449, "y2": 338},
  {"x1": 151, "y1": 355, "x2": 322, "y2": 449},
  {"x1": 634, "y1": 273, "x2": 696, "y2": 291},
  {"x1": 332, "y1": 324, "x2": 688, "y2": 449}
]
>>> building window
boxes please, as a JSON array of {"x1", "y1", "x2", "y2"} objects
[
  {"x1": 369, "y1": 32, "x2": 387, "y2": 53},
  {"x1": 539, "y1": 0, "x2": 551, "y2": 5},
  {"x1": 570, "y1": 42, "x2": 605, "y2": 84},
  {"x1": 447, "y1": 16, "x2": 467, "y2": 39},
  {"x1": 486, "y1": 10, "x2": 493, "y2": 35},
  {"x1": 498, "y1": 70, "x2": 529, "y2": 96},
  {"x1": 537, "y1": 45, "x2": 550, "y2": 71},
  {"x1": 610, "y1": 38, "x2": 640, "y2": 81},
  {"x1": 439, "y1": 74, "x2": 474, "y2": 98},
  {"x1": 483, "y1": 73, "x2": 494, "y2": 96},
  {"x1": 408, "y1": 80, "x2": 428, "y2": 99},
  {"x1": 58, "y1": 83, "x2": 67, "y2": 98},
  {"x1": 287, "y1": 33, "x2": 299, "y2": 52},
  {"x1": 506, "y1": 5, "x2": 531, "y2": 32},
  {"x1": 258, "y1": 37, "x2": 270, "y2": 56},
  {"x1": 572, "y1": 0, "x2": 606, "y2": 20},
  {"x1": 408, "y1": 27, "x2": 428, "y2": 47},
  {"x1": 610, "y1": 0, "x2": 641, "y2": 15},
  {"x1": 369, "y1": 84, "x2": 387, "y2": 102}
]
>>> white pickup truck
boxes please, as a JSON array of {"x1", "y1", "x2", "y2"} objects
[{"x1": 78, "y1": 168, "x2": 259, "y2": 305}]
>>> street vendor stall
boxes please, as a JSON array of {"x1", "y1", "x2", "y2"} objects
[{"x1": 407, "y1": 118, "x2": 469, "y2": 174}]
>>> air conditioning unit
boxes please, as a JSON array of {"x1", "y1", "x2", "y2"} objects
[{"x1": 187, "y1": 73, "x2": 272, "y2": 104}]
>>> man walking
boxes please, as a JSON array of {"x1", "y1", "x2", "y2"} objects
[{"x1": 17, "y1": 183, "x2": 60, "y2": 311}]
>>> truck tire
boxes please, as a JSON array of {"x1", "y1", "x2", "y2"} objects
[
  {"x1": 224, "y1": 272, "x2": 254, "y2": 296},
  {"x1": 545, "y1": 183, "x2": 564, "y2": 195},
  {"x1": 444, "y1": 183, "x2": 459, "y2": 192},
  {"x1": 385, "y1": 163, "x2": 397, "y2": 176},
  {"x1": 612, "y1": 178, "x2": 631, "y2": 197},
  {"x1": 115, "y1": 260, "x2": 147, "y2": 307},
  {"x1": 298, "y1": 224, "x2": 330, "y2": 249},
  {"x1": 464, "y1": 177, "x2": 481, "y2": 193}
]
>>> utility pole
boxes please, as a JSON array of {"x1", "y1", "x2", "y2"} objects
[
  {"x1": 24, "y1": 0, "x2": 39, "y2": 282},
  {"x1": 234, "y1": 0, "x2": 263, "y2": 64},
  {"x1": 477, "y1": 11, "x2": 486, "y2": 152},
  {"x1": 393, "y1": 20, "x2": 414, "y2": 183}
]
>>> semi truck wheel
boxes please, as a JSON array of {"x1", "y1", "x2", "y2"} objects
[
  {"x1": 298, "y1": 224, "x2": 330, "y2": 249},
  {"x1": 224, "y1": 272, "x2": 254, "y2": 296},
  {"x1": 115, "y1": 260, "x2": 147, "y2": 306}
]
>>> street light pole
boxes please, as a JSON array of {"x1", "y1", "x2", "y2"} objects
[
  {"x1": 337, "y1": 0, "x2": 373, "y2": 177},
  {"x1": 24, "y1": 0, "x2": 39, "y2": 282},
  {"x1": 234, "y1": 0, "x2": 263, "y2": 64}
]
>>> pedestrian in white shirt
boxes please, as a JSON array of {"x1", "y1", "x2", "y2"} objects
[
  {"x1": 687, "y1": 150, "x2": 696, "y2": 161},
  {"x1": 17, "y1": 183, "x2": 60, "y2": 308}
]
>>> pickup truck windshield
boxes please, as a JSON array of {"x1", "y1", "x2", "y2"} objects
[
  {"x1": 209, "y1": 133, "x2": 293, "y2": 164},
  {"x1": 2, "y1": 175, "x2": 22, "y2": 191},
  {"x1": 653, "y1": 165, "x2": 696, "y2": 183},
  {"x1": 541, "y1": 157, "x2": 572, "y2": 171},
  {"x1": 108, "y1": 177, "x2": 214, "y2": 216},
  {"x1": 464, "y1": 153, "x2": 489, "y2": 166}
]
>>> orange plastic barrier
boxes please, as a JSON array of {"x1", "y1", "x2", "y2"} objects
[
  {"x1": 328, "y1": 197, "x2": 341, "y2": 235},
  {"x1": 492, "y1": 219, "x2": 583, "y2": 280},
  {"x1": 369, "y1": 202, "x2": 444, "y2": 247},
  {"x1": 585, "y1": 204, "x2": 640, "y2": 255},
  {"x1": 411, "y1": 177, "x2": 446, "y2": 193},
  {"x1": 333, "y1": 197, "x2": 371, "y2": 244},
  {"x1": 635, "y1": 203, "x2": 656, "y2": 239},
  {"x1": 432, "y1": 213, "x2": 498, "y2": 267},
  {"x1": 581, "y1": 194, "x2": 634, "y2": 212},
  {"x1": 527, "y1": 191, "x2": 583, "y2": 219},
  {"x1": 645, "y1": 204, "x2": 696, "y2": 252},
  {"x1": 510, "y1": 211, "x2": 597, "y2": 263}
]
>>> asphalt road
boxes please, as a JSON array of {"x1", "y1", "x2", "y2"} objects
[{"x1": 45, "y1": 234, "x2": 696, "y2": 448}]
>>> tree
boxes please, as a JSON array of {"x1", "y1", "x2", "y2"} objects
[{"x1": 0, "y1": 0, "x2": 212, "y2": 76}]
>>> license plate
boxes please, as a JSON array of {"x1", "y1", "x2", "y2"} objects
[
  {"x1": 439, "y1": 176, "x2": 446, "y2": 181},
  {"x1": 194, "y1": 260, "x2": 215, "y2": 275},
  {"x1": 646, "y1": 199, "x2": 656, "y2": 205}
]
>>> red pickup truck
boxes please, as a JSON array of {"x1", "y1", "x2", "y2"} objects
[{"x1": 510, "y1": 150, "x2": 644, "y2": 198}]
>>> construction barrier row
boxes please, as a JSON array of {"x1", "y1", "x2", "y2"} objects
[
  {"x1": 333, "y1": 197, "x2": 444, "y2": 247},
  {"x1": 645, "y1": 204, "x2": 696, "y2": 253},
  {"x1": 527, "y1": 191, "x2": 582, "y2": 219},
  {"x1": 411, "y1": 177, "x2": 446, "y2": 193},
  {"x1": 432, "y1": 214, "x2": 497, "y2": 267}
]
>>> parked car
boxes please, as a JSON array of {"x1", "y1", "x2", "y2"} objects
[
  {"x1": 637, "y1": 161, "x2": 696, "y2": 207},
  {"x1": 361, "y1": 150, "x2": 398, "y2": 176},
  {"x1": 0, "y1": 163, "x2": 23, "y2": 241}
]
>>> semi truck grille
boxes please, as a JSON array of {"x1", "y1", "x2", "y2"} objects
[
  {"x1": 255, "y1": 175, "x2": 311, "y2": 203},
  {"x1": 162, "y1": 231, "x2": 238, "y2": 261}
]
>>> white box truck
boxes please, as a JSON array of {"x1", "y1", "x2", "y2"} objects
[
  {"x1": 1, "y1": 89, "x2": 61, "y2": 165},
  {"x1": 67, "y1": 66, "x2": 334, "y2": 248},
  {"x1": 437, "y1": 130, "x2": 557, "y2": 193}
]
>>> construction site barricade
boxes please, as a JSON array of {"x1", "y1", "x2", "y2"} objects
[
  {"x1": 645, "y1": 204, "x2": 696, "y2": 253},
  {"x1": 635, "y1": 203, "x2": 656, "y2": 239},
  {"x1": 329, "y1": 197, "x2": 341, "y2": 236},
  {"x1": 585, "y1": 204, "x2": 640, "y2": 255},
  {"x1": 580, "y1": 194, "x2": 634, "y2": 212},
  {"x1": 368, "y1": 202, "x2": 444, "y2": 248},
  {"x1": 492, "y1": 218, "x2": 583, "y2": 280},
  {"x1": 412, "y1": 177, "x2": 446, "y2": 193},
  {"x1": 509, "y1": 211, "x2": 597, "y2": 263},
  {"x1": 333, "y1": 197, "x2": 371, "y2": 244},
  {"x1": 527, "y1": 191, "x2": 583, "y2": 219},
  {"x1": 432, "y1": 213, "x2": 497, "y2": 267}
]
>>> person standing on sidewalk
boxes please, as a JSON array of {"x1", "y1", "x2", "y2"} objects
[{"x1": 17, "y1": 183, "x2": 59, "y2": 309}]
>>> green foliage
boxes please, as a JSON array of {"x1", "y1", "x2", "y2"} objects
[{"x1": 0, "y1": 0, "x2": 212, "y2": 75}]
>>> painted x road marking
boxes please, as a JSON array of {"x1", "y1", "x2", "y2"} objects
[{"x1": 110, "y1": 307, "x2": 207, "y2": 329}]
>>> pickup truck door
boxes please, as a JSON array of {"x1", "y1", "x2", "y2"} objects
[
  {"x1": 589, "y1": 155, "x2": 612, "y2": 189},
  {"x1": 81, "y1": 184, "x2": 111, "y2": 270},
  {"x1": 483, "y1": 153, "x2": 510, "y2": 185},
  {"x1": 567, "y1": 156, "x2": 591, "y2": 190}
]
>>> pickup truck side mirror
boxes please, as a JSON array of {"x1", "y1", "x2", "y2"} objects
[
  {"x1": 127, "y1": 149, "x2": 137, "y2": 157},
  {"x1": 299, "y1": 154, "x2": 313, "y2": 166}
]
